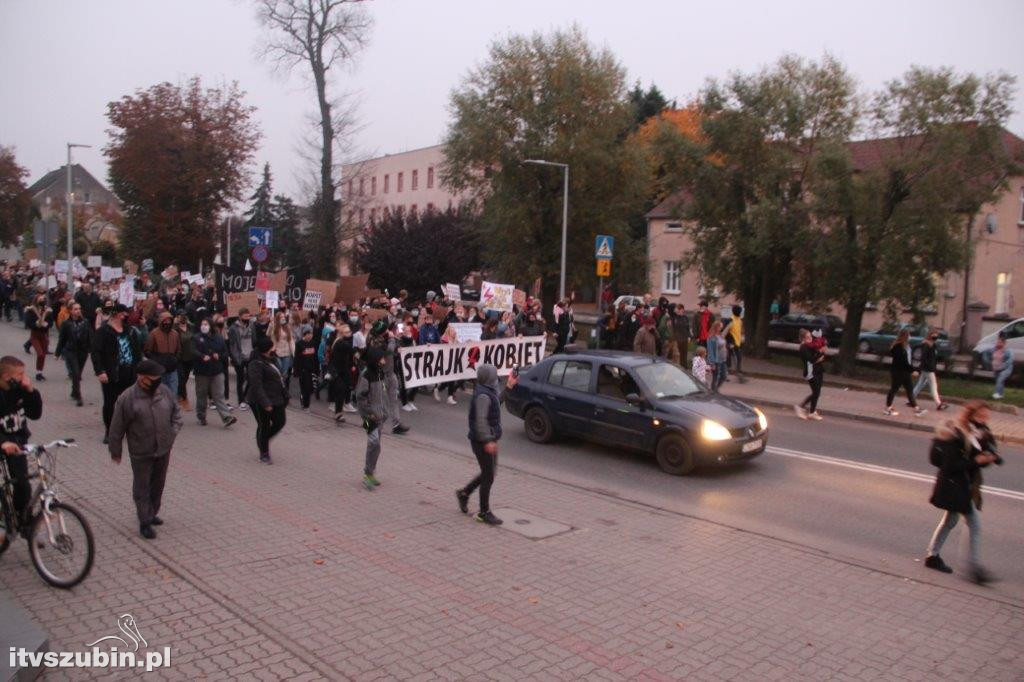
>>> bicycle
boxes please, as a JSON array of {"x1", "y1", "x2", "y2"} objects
[{"x1": 0, "y1": 438, "x2": 95, "y2": 588}]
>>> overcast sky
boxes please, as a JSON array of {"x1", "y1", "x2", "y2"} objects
[{"x1": 2, "y1": 0, "x2": 1022, "y2": 203}]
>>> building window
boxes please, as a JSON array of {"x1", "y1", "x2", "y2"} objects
[
  {"x1": 359, "y1": 179, "x2": 364, "y2": 196},
  {"x1": 347, "y1": 180, "x2": 353, "y2": 198},
  {"x1": 663, "y1": 261, "x2": 681, "y2": 294},
  {"x1": 371, "y1": 177, "x2": 376, "y2": 196},
  {"x1": 84, "y1": 191, "x2": 92, "y2": 204},
  {"x1": 384, "y1": 174, "x2": 390, "y2": 193},
  {"x1": 666, "y1": 221, "x2": 683, "y2": 232},
  {"x1": 412, "y1": 169, "x2": 418, "y2": 190},
  {"x1": 397, "y1": 172, "x2": 404, "y2": 192},
  {"x1": 427, "y1": 167, "x2": 434, "y2": 189},
  {"x1": 995, "y1": 272, "x2": 1012, "y2": 314}
]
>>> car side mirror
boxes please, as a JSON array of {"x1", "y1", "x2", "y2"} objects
[{"x1": 625, "y1": 392, "x2": 643, "y2": 406}]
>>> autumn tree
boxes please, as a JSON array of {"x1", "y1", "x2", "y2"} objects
[
  {"x1": 105, "y1": 78, "x2": 260, "y2": 268},
  {"x1": 442, "y1": 27, "x2": 649, "y2": 306},
  {"x1": 0, "y1": 146, "x2": 32, "y2": 246},
  {"x1": 353, "y1": 207, "x2": 482, "y2": 301},
  {"x1": 257, "y1": 0, "x2": 372, "y2": 278},
  {"x1": 811, "y1": 67, "x2": 1019, "y2": 372}
]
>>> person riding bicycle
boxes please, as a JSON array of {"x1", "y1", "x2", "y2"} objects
[{"x1": 0, "y1": 356, "x2": 43, "y2": 532}]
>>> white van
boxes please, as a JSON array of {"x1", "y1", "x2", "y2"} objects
[{"x1": 972, "y1": 317, "x2": 1024, "y2": 370}]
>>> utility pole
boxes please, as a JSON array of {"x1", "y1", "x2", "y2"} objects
[{"x1": 66, "y1": 143, "x2": 91, "y2": 263}]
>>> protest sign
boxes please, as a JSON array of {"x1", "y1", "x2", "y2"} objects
[
  {"x1": 513, "y1": 289, "x2": 527, "y2": 308},
  {"x1": 54, "y1": 259, "x2": 69, "y2": 274},
  {"x1": 213, "y1": 264, "x2": 306, "y2": 306},
  {"x1": 264, "y1": 291, "x2": 280, "y2": 310},
  {"x1": 398, "y1": 336, "x2": 546, "y2": 389},
  {"x1": 337, "y1": 274, "x2": 370, "y2": 303},
  {"x1": 481, "y1": 281, "x2": 514, "y2": 312},
  {"x1": 100, "y1": 267, "x2": 113, "y2": 282},
  {"x1": 45, "y1": 275, "x2": 57, "y2": 289},
  {"x1": 302, "y1": 290, "x2": 323, "y2": 311},
  {"x1": 255, "y1": 271, "x2": 270, "y2": 292},
  {"x1": 226, "y1": 291, "x2": 260, "y2": 317},
  {"x1": 134, "y1": 291, "x2": 147, "y2": 302},
  {"x1": 305, "y1": 278, "x2": 338, "y2": 303},
  {"x1": 123, "y1": 260, "x2": 138, "y2": 275},
  {"x1": 531, "y1": 277, "x2": 542, "y2": 298},
  {"x1": 160, "y1": 265, "x2": 178, "y2": 280},
  {"x1": 56, "y1": 273, "x2": 67, "y2": 283},
  {"x1": 87, "y1": 255, "x2": 102, "y2": 268},
  {"x1": 449, "y1": 322, "x2": 482, "y2": 342},
  {"x1": 188, "y1": 274, "x2": 204, "y2": 285},
  {"x1": 118, "y1": 278, "x2": 135, "y2": 307},
  {"x1": 364, "y1": 308, "x2": 390, "y2": 323},
  {"x1": 23, "y1": 249, "x2": 38, "y2": 262},
  {"x1": 28, "y1": 259, "x2": 41, "y2": 268},
  {"x1": 142, "y1": 258, "x2": 154, "y2": 272},
  {"x1": 444, "y1": 283, "x2": 461, "y2": 302}
]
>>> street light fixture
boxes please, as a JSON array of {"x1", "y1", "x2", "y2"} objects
[
  {"x1": 523, "y1": 159, "x2": 569, "y2": 303},
  {"x1": 66, "y1": 143, "x2": 92, "y2": 263}
]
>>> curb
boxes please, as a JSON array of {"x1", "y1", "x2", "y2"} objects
[
  {"x1": 741, "y1": 370, "x2": 1021, "y2": 416},
  {"x1": 742, "y1": 396, "x2": 1024, "y2": 447}
]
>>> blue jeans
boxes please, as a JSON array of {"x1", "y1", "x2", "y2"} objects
[
  {"x1": 993, "y1": 364, "x2": 1012, "y2": 397},
  {"x1": 927, "y1": 505, "x2": 980, "y2": 566},
  {"x1": 161, "y1": 370, "x2": 179, "y2": 398},
  {"x1": 712, "y1": 362, "x2": 727, "y2": 392},
  {"x1": 912, "y1": 371, "x2": 941, "y2": 405}
]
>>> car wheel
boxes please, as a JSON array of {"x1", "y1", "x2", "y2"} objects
[
  {"x1": 857, "y1": 340, "x2": 871, "y2": 354},
  {"x1": 524, "y1": 406, "x2": 554, "y2": 443},
  {"x1": 655, "y1": 434, "x2": 695, "y2": 476}
]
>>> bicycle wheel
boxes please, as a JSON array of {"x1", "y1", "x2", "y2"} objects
[
  {"x1": 28, "y1": 501, "x2": 94, "y2": 588},
  {"x1": 0, "y1": 490, "x2": 12, "y2": 555}
]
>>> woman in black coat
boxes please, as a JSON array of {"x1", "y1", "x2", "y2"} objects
[
  {"x1": 884, "y1": 329, "x2": 926, "y2": 417},
  {"x1": 924, "y1": 401, "x2": 1001, "y2": 583},
  {"x1": 328, "y1": 324, "x2": 356, "y2": 422},
  {"x1": 245, "y1": 336, "x2": 288, "y2": 464}
]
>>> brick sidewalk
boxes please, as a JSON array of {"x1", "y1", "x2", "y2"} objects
[
  {"x1": 1, "y1": 323, "x2": 1023, "y2": 679},
  {"x1": 719, "y1": 374, "x2": 1024, "y2": 445}
]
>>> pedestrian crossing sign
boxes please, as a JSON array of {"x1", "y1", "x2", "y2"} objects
[{"x1": 595, "y1": 235, "x2": 614, "y2": 259}]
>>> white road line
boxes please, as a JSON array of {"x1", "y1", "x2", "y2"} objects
[{"x1": 766, "y1": 445, "x2": 1024, "y2": 502}]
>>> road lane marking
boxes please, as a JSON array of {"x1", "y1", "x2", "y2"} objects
[{"x1": 766, "y1": 445, "x2": 1024, "y2": 502}]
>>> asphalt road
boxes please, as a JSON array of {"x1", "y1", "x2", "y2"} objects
[{"x1": 305, "y1": 386, "x2": 1024, "y2": 604}]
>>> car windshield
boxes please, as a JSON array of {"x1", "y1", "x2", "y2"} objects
[{"x1": 634, "y1": 362, "x2": 704, "y2": 399}]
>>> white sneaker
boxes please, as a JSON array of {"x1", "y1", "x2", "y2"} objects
[
  {"x1": 884, "y1": 407, "x2": 898, "y2": 416},
  {"x1": 914, "y1": 408, "x2": 928, "y2": 417},
  {"x1": 239, "y1": 403, "x2": 249, "y2": 412},
  {"x1": 992, "y1": 393, "x2": 1003, "y2": 400},
  {"x1": 793, "y1": 405, "x2": 808, "y2": 420},
  {"x1": 343, "y1": 403, "x2": 357, "y2": 413},
  {"x1": 401, "y1": 403, "x2": 415, "y2": 412},
  {"x1": 446, "y1": 396, "x2": 457, "y2": 405},
  {"x1": 809, "y1": 412, "x2": 823, "y2": 421},
  {"x1": 433, "y1": 388, "x2": 441, "y2": 402},
  {"x1": 410, "y1": 403, "x2": 419, "y2": 411}
]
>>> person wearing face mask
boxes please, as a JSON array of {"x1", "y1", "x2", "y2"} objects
[
  {"x1": 74, "y1": 281, "x2": 101, "y2": 327},
  {"x1": 328, "y1": 323, "x2": 356, "y2": 421},
  {"x1": 0, "y1": 356, "x2": 43, "y2": 534},
  {"x1": 228, "y1": 308, "x2": 254, "y2": 411},
  {"x1": 54, "y1": 302, "x2": 92, "y2": 406},
  {"x1": 24, "y1": 294, "x2": 53, "y2": 381},
  {"x1": 355, "y1": 345, "x2": 391, "y2": 490},
  {"x1": 246, "y1": 336, "x2": 288, "y2": 464},
  {"x1": 192, "y1": 318, "x2": 237, "y2": 428},
  {"x1": 107, "y1": 358, "x2": 183, "y2": 540},
  {"x1": 91, "y1": 303, "x2": 143, "y2": 443},
  {"x1": 294, "y1": 325, "x2": 318, "y2": 410},
  {"x1": 95, "y1": 299, "x2": 114, "y2": 331},
  {"x1": 144, "y1": 312, "x2": 183, "y2": 398}
]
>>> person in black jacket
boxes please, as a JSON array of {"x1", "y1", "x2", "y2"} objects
[
  {"x1": 91, "y1": 303, "x2": 143, "y2": 443},
  {"x1": 54, "y1": 302, "x2": 92, "y2": 406},
  {"x1": 73, "y1": 282, "x2": 102, "y2": 327},
  {"x1": 328, "y1": 324, "x2": 356, "y2": 422},
  {"x1": 246, "y1": 336, "x2": 287, "y2": 464},
  {"x1": 794, "y1": 329, "x2": 826, "y2": 420},
  {"x1": 912, "y1": 331, "x2": 947, "y2": 410},
  {"x1": 293, "y1": 325, "x2": 318, "y2": 410},
  {"x1": 192, "y1": 319, "x2": 236, "y2": 428},
  {"x1": 884, "y1": 329, "x2": 927, "y2": 417},
  {"x1": 0, "y1": 356, "x2": 43, "y2": 530},
  {"x1": 924, "y1": 401, "x2": 1001, "y2": 583}
]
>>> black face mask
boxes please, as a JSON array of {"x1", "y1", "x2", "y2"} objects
[
  {"x1": 140, "y1": 378, "x2": 160, "y2": 394},
  {"x1": 160, "y1": 321, "x2": 172, "y2": 330}
]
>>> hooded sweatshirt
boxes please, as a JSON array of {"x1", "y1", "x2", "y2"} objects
[{"x1": 468, "y1": 364, "x2": 504, "y2": 443}]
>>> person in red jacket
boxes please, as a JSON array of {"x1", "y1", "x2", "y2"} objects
[{"x1": 697, "y1": 301, "x2": 714, "y2": 347}]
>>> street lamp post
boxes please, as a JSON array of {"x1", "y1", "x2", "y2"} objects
[
  {"x1": 523, "y1": 159, "x2": 569, "y2": 303},
  {"x1": 66, "y1": 143, "x2": 92, "y2": 263}
]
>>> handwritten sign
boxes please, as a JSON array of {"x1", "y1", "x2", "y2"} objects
[
  {"x1": 513, "y1": 289, "x2": 527, "y2": 308},
  {"x1": 118, "y1": 278, "x2": 135, "y2": 307},
  {"x1": 450, "y1": 322, "x2": 482, "y2": 343},
  {"x1": 226, "y1": 291, "x2": 260, "y2": 318},
  {"x1": 305, "y1": 278, "x2": 338, "y2": 303},
  {"x1": 444, "y1": 283, "x2": 462, "y2": 302},
  {"x1": 264, "y1": 291, "x2": 279, "y2": 310},
  {"x1": 255, "y1": 271, "x2": 271, "y2": 292},
  {"x1": 87, "y1": 255, "x2": 103, "y2": 269},
  {"x1": 302, "y1": 290, "x2": 323, "y2": 311},
  {"x1": 481, "y1": 281, "x2": 514, "y2": 313}
]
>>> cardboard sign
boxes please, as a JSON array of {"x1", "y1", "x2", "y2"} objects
[
  {"x1": 305, "y1": 278, "x2": 338, "y2": 303},
  {"x1": 161, "y1": 265, "x2": 178, "y2": 280},
  {"x1": 255, "y1": 271, "x2": 271, "y2": 293},
  {"x1": 302, "y1": 290, "x2": 323, "y2": 311},
  {"x1": 54, "y1": 259, "x2": 69, "y2": 274},
  {"x1": 364, "y1": 308, "x2": 390, "y2": 323},
  {"x1": 481, "y1": 281, "x2": 514, "y2": 313},
  {"x1": 338, "y1": 274, "x2": 370, "y2": 303},
  {"x1": 444, "y1": 283, "x2": 461, "y2": 302},
  {"x1": 264, "y1": 291, "x2": 280, "y2": 310},
  {"x1": 213, "y1": 264, "x2": 306, "y2": 306},
  {"x1": 399, "y1": 336, "x2": 546, "y2": 389},
  {"x1": 87, "y1": 255, "x2": 102, "y2": 268},
  {"x1": 226, "y1": 291, "x2": 260, "y2": 318},
  {"x1": 23, "y1": 249, "x2": 38, "y2": 262},
  {"x1": 513, "y1": 289, "x2": 527, "y2": 308},
  {"x1": 118, "y1": 278, "x2": 135, "y2": 307},
  {"x1": 449, "y1": 322, "x2": 482, "y2": 343}
]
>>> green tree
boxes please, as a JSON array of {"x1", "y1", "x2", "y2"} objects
[
  {"x1": 673, "y1": 55, "x2": 859, "y2": 357},
  {"x1": 812, "y1": 67, "x2": 1018, "y2": 373},
  {"x1": 240, "y1": 162, "x2": 275, "y2": 267},
  {"x1": 272, "y1": 194, "x2": 305, "y2": 269},
  {"x1": 442, "y1": 26, "x2": 649, "y2": 307},
  {"x1": 0, "y1": 146, "x2": 31, "y2": 247},
  {"x1": 352, "y1": 207, "x2": 481, "y2": 301},
  {"x1": 628, "y1": 81, "x2": 671, "y2": 128}
]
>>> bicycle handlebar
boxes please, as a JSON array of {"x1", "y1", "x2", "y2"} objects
[{"x1": 22, "y1": 438, "x2": 77, "y2": 453}]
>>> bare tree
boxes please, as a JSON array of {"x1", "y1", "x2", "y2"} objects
[{"x1": 257, "y1": 0, "x2": 372, "y2": 277}]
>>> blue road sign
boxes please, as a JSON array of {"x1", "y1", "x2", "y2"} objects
[
  {"x1": 248, "y1": 227, "x2": 273, "y2": 248},
  {"x1": 251, "y1": 245, "x2": 269, "y2": 264},
  {"x1": 595, "y1": 235, "x2": 614, "y2": 260}
]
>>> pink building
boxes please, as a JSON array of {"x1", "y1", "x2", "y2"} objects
[
  {"x1": 339, "y1": 144, "x2": 465, "y2": 275},
  {"x1": 645, "y1": 129, "x2": 1024, "y2": 347}
]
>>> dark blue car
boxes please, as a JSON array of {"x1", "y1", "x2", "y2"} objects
[{"x1": 504, "y1": 350, "x2": 768, "y2": 475}]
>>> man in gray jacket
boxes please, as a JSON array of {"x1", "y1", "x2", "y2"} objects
[
  {"x1": 456, "y1": 363, "x2": 518, "y2": 525},
  {"x1": 356, "y1": 346, "x2": 390, "y2": 490},
  {"x1": 108, "y1": 358, "x2": 183, "y2": 539}
]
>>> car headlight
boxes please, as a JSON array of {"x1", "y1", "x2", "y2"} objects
[
  {"x1": 700, "y1": 419, "x2": 732, "y2": 441},
  {"x1": 754, "y1": 407, "x2": 768, "y2": 431}
]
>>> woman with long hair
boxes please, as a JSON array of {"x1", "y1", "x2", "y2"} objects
[
  {"x1": 24, "y1": 293, "x2": 53, "y2": 380},
  {"x1": 885, "y1": 329, "x2": 927, "y2": 417},
  {"x1": 794, "y1": 328, "x2": 826, "y2": 420},
  {"x1": 705, "y1": 321, "x2": 728, "y2": 392},
  {"x1": 270, "y1": 311, "x2": 294, "y2": 390}
]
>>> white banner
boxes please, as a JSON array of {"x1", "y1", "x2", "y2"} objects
[
  {"x1": 449, "y1": 322, "x2": 481, "y2": 342},
  {"x1": 398, "y1": 336, "x2": 546, "y2": 389},
  {"x1": 481, "y1": 281, "x2": 514, "y2": 312},
  {"x1": 87, "y1": 255, "x2": 102, "y2": 268}
]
